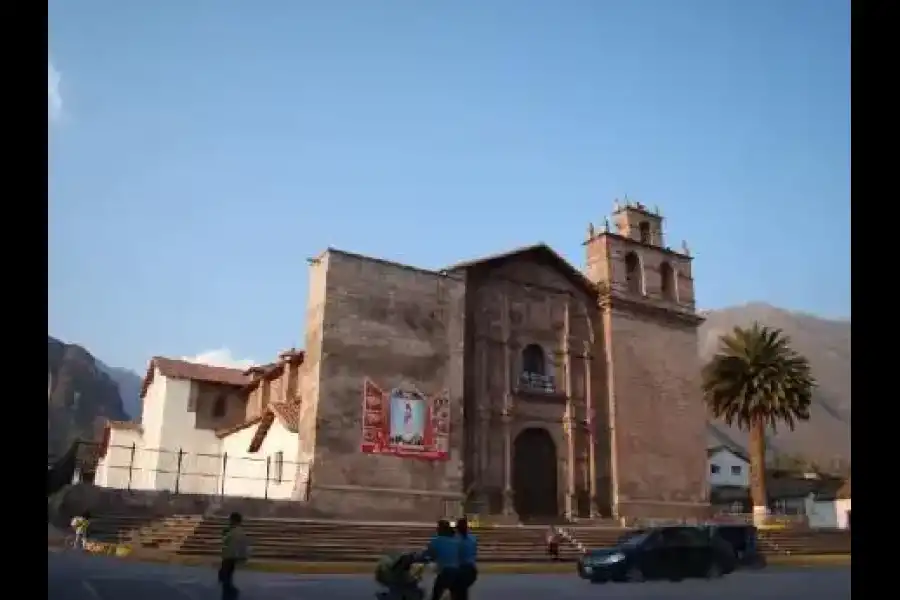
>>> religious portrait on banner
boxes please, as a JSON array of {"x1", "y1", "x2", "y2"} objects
[{"x1": 360, "y1": 378, "x2": 449, "y2": 460}]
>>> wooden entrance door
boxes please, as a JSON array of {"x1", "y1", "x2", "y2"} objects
[{"x1": 512, "y1": 428, "x2": 559, "y2": 520}]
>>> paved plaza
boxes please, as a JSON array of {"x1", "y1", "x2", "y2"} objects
[{"x1": 49, "y1": 551, "x2": 850, "y2": 600}]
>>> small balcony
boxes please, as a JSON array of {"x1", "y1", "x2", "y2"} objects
[{"x1": 517, "y1": 371, "x2": 557, "y2": 395}]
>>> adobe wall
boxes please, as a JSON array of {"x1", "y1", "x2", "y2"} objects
[
  {"x1": 603, "y1": 306, "x2": 710, "y2": 519},
  {"x1": 302, "y1": 250, "x2": 467, "y2": 519}
]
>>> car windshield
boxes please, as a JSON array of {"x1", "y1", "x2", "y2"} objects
[{"x1": 617, "y1": 531, "x2": 651, "y2": 548}]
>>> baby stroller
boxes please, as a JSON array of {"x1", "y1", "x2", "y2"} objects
[{"x1": 375, "y1": 551, "x2": 427, "y2": 600}]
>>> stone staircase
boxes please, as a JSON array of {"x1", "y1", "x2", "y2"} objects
[
  {"x1": 87, "y1": 515, "x2": 850, "y2": 562},
  {"x1": 89, "y1": 514, "x2": 203, "y2": 553},
  {"x1": 757, "y1": 529, "x2": 851, "y2": 556}
]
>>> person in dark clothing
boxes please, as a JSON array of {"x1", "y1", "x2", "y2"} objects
[
  {"x1": 453, "y1": 518, "x2": 478, "y2": 600},
  {"x1": 219, "y1": 512, "x2": 249, "y2": 600},
  {"x1": 545, "y1": 526, "x2": 560, "y2": 560},
  {"x1": 425, "y1": 520, "x2": 460, "y2": 600}
]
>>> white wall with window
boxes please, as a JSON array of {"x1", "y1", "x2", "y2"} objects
[
  {"x1": 220, "y1": 418, "x2": 300, "y2": 500},
  {"x1": 707, "y1": 447, "x2": 750, "y2": 488}
]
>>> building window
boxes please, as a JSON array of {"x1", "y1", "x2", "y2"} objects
[
  {"x1": 212, "y1": 395, "x2": 227, "y2": 418},
  {"x1": 710, "y1": 464, "x2": 721, "y2": 475},
  {"x1": 273, "y1": 451, "x2": 284, "y2": 483},
  {"x1": 731, "y1": 465, "x2": 742, "y2": 475}
]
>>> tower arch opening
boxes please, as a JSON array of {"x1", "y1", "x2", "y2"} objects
[
  {"x1": 638, "y1": 221, "x2": 652, "y2": 245},
  {"x1": 659, "y1": 261, "x2": 676, "y2": 301},
  {"x1": 624, "y1": 252, "x2": 644, "y2": 295}
]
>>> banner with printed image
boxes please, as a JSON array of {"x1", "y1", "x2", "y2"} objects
[{"x1": 361, "y1": 379, "x2": 449, "y2": 460}]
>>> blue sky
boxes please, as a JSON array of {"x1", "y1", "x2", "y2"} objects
[{"x1": 49, "y1": 0, "x2": 850, "y2": 373}]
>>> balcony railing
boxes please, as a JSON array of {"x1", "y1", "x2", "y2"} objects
[{"x1": 518, "y1": 371, "x2": 556, "y2": 394}]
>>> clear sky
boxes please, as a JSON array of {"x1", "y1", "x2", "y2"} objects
[{"x1": 49, "y1": 0, "x2": 850, "y2": 373}]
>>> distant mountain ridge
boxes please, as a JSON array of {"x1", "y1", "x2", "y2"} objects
[
  {"x1": 48, "y1": 302, "x2": 849, "y2": 469},
  {"x1": 47, "y1": 336, "x2": 133, "y2": 458},
  {"x1": 96, "y1": 361, "x2": 142, "y2": 421}
]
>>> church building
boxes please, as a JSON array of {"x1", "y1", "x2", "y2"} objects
[{"x1": 97, "y1": 200, "x2": 709, "y2": 522}]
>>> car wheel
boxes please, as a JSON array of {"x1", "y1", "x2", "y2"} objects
[
  {"x1": 625, "y1": 567, "x2": 645, "y2": 583},
  {"x1": 706, "y1": 562, "x2": 723, "y2": 579}
]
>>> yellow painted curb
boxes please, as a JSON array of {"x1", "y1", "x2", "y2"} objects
[
  {"x1": 767, "y1": 554, "x2": 851, "y2": 567},
  {"x1": 123, "y1": 554, "x2": 850, "y2": 574}
]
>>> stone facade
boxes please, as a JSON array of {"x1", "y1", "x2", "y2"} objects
[
  {"x1": 295, "y1": 201, "x2": 709, "y2": 521},
  {"x1": 299, "y1": 250, "x2": 467, "y2": 521}
]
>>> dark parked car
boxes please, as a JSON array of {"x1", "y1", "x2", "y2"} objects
[
  {"x1": 577, "y1": 526, "x2": 736, "y2": 583},
  {"x1": 703, "y1": 524, "x2": 767, "y2": 569}
]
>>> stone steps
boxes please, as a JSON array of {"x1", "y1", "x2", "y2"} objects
[{"x1": 87, "y1": 514, "x2": 851, "y2": 560}]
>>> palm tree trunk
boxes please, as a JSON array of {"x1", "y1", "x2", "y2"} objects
[{"x1": 749, "y1": 416, "x2": 768, "y2": 525}]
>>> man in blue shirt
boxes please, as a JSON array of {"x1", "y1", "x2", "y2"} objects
[
  {"x1": 425, "y1": 520, "x2": 460, "y2": 600},
  {"x1": 454, "y1": 518, "x2": 478, "y2": 600}
]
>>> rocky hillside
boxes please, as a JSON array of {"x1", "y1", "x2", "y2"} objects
[
  {"x1": 96, "y1": 361, "x2": 142, "y2": 420},
  {"x1": 699, "y1": 303, "x2": 851, "y2": 471},
  {"x1": 47, "y1": 336, "x2": 132, "y2": 459}
]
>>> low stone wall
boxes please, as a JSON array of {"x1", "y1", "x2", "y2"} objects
[
  {"x1": 49, "y1": 485, "x2": 322, "y2": 526},
  {"x1": 49, "y1": 484, "x2": 457, "y2": 527}
]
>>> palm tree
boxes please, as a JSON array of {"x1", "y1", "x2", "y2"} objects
[{"x1": 702, "y1": 323, "x2": 816, "y2": 523}]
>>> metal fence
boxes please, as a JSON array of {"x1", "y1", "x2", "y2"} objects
[{"x1": 90, "y1": 442, "x2": 310, "y2": 501}]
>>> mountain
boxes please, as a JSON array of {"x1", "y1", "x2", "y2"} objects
[
  {"x1": 47, "y1": 336, "x2": 132, "y2": 458},
  {"x1": 699, "y1": 303, "x2": 851, "y2": 471},
  {"x1": 96, "y1": 361, "x2": 143, "y2": 421}
]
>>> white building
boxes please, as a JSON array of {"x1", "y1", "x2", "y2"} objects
[
  {"x1": 707, "y1": 445, "x2": 750, "y2": 489},
  {"x1": 805, "y1": 477, "x2": 851, "y2": 529},
  {"x1": 94, "y1": 350, "x2": 309, "y2": 500}
]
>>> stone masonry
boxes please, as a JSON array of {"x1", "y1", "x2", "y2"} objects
[
  {"x1": 299, "y1": 250, "x2": 467, "y2": 520},
  {"x1": 294, "y1": 200, "x2": 709, "y2": 522}
]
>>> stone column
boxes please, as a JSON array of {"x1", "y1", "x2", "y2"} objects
[
  {"x1": 584, "y1": 340, "x2": 599, "y2": 518},
  {"x1": 476, "y1": 340, "x2": 490, "y2": 511},
  {"x1": 502, "y1": 411, "x2": 514, "y2": 515},
  {"x1": 478, "y1": 404, "x2": 491, "y2": 511},
  {"x1": 501, "y1": 292, "x2": 515, "y2": 516},
  {"x1": 563, "y1": 299, "x2": 577, "y2": 519}
]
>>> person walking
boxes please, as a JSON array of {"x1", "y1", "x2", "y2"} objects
[
  {"x1": 70, "y1": 511, "x2": 91, "y2": 550},
  {"x1": 425, "y1": 520, "x2": 460, "y2": 600},
  {"x1": 219, "y1": 512, "x2": 250, "y2": 600},
  {"x1": 454, "y1": 518, "x2": 478, "y2": 600}
]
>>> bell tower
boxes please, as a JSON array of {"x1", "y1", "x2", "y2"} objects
[{"x1": 584, "y1": 198, "x2": 709, "y2": 520}]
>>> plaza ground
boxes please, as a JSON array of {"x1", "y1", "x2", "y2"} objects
[{"x1": 49, "y1": 551, "x2": 850, "y2": 600}]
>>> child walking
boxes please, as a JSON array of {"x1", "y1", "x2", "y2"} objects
[{"x1": 70, "y1": 511, "x2": 91, "y2": 550}]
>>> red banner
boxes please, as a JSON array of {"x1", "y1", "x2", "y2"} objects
[{"x1": 361, "y1": 379, "x2": 449, "y2": 460}]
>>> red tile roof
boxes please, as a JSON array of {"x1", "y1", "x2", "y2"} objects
[
  {"x1": 140, "y1": 356, "x2": 252, "y2": 399},
  {"x1": 837, "y1": 477, "x2": 851, "y2": 499},
  {"x1": 107, "y1": 420, "x2": 143, "y2": 432},
  {"x1": 247, "y1": 400, "x2": 302, "y2": 452},
  {"x1": 243, "y1": 349, "x2": 305, "y2": 391},
  {"x1": 270, "y1": 401, "x2": 301, "y2": 433},
  {"x1": 98, "y1": 419, "x2": 144, "y2": 458}
]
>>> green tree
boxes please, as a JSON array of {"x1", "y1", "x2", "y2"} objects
[{"x1": 702, "y1": 323, "x2": 816, "y2": 521}]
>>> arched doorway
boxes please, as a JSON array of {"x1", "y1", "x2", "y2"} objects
[{"x1": 512, "y1": 428, "x2": 559, "y2": 519}]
